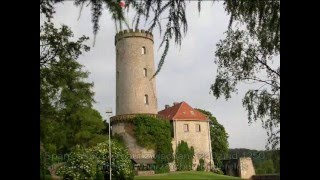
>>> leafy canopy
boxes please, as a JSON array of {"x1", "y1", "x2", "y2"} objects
[
  {"x1": 40, "y1": 21, "x2": 106, "y2": 155},
  {"x1": 211, "y1": 0, "x2": 280, "y2": 150}
]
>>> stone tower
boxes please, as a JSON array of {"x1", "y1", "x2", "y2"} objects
[
  {"x1": 111, "y1": 29, "x2": 159, "y2": 159},
  {"x1": 115, "y1": 29, "x2": 157, "y2": 115}
]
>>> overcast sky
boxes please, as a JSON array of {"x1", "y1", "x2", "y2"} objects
[{"x1": 49, "y1": 1, "x2": 268, "y2": 150}]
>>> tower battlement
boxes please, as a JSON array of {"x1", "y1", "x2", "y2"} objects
[{"x1": 115, "y1": 29, "x2": 153, "y2": 45}]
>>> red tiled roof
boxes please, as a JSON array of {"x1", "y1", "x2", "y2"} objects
[{"x1": 158, "y1": 101, "x2": 208, "y2": 121}]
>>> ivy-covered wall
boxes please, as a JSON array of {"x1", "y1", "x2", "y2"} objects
[{"x1": 133, "y1": 115, "x2": 174, "y2": 173}]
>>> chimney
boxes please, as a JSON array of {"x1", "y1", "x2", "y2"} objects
[
  {"x1": 165, "y1": 105, "x2": 170, "y2": 109},
  {"x1": 173, "y1": 102, "x2": 179, "y2": 106}
]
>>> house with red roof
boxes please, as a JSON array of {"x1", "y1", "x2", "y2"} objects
[{"x1": 158, "y1": 101, "x2": 213, "y2": 171}]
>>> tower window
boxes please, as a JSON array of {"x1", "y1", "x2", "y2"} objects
[
  {"x1": 196, "y1": 124, "x2": 201, "y2": 132},
  {"x1": 144, "y1": 94, "x2": 149, "y2": 105},
  {"x1": 142, "y1": 46, "x2": 146, "y2": 54},
  {"x1": 143, "y1": 68, "x2": 147, "y2": 77},
  {"x1": 184, "y1": 124, "x2": 189, "y2": 132},
  {"x1": 117, "y1": 71, "x2": 119, "y2": 79}
]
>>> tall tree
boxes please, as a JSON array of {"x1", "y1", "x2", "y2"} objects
[
  {"x1": 196, "y1": 109, "x2": 229, "y2": 168},
  {"x1": 211, "y1": 0, "x2": 280, "y2": 150},
  {"x1": 40, "y1": 22, "x2": 106, "y2": 154}
]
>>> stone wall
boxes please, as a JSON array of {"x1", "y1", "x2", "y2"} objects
[
  {"x1": 238, "y1": 157, "x2": 256, "y2": 179},
  {"x1": 172, "y1": 120, "x2": 213, "y2": 171},
  {"x1": 112, "y1": 122, "x2": 155, "y2": 159}
]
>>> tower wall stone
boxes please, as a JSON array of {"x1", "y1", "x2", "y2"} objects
[
  {"x1": 112, "y1": 122, "x2": 155, "y2": 159},
  {"x1": 115, "y1": 29, "x2": 157, "y2": 115},
  {"x1": 112, "y1": 29, "x2": 158, "y2": 160}
]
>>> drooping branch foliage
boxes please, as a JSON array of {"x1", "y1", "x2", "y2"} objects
[
  {"x1": 127, "y1": 0, "x2": 189, "y2": 77},
  {"x1": 40, "y1": 0, "x2": 191, "y2": 76},
  {"x1": 40, "y1": 0, "x2": 63, "y2": 20},
  {"x1": 73, "y1": 0, "x2": 130, "y2": 45},
  {"x1": 211, "y1": 0, "x2": 280, "y2": 150}
]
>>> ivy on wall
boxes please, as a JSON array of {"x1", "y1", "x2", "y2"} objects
[{"x1": 132, "y1": 115, "x2": 173, "y2": 173}]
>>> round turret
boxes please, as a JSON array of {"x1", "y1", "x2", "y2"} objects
[{"x1": 115, "y1": 29, "x2": 158, "y2": 115}]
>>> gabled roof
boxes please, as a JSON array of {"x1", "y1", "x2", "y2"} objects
[{"x1": 158, "y1": 101, "x2": 208, "y2": 121}]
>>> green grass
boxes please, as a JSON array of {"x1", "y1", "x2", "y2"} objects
[{"x1": 134, "y1": 171, "x2": 241, "y2": 180}]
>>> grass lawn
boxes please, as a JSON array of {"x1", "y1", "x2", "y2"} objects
[{"x1": 134, "y1": 171, "x2": 241, "y2": 179}]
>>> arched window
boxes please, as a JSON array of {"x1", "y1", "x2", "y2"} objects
[
  {"x1": 142, "y1": 46, "x2": 146, "y2": 54},
  {"x1": 144, "y1": 94, "x2": 149, "y2": 105},
  {"x1": 143, "y1": 68, "x2": 147, "y2": 77}
]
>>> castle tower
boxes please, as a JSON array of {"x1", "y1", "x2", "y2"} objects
[
  {"x1": 111, "y1": 29, "x2": 158, "y2": 159},
  {"x1": 115, "y1": 29, "x2": 157, "y2": 115}
]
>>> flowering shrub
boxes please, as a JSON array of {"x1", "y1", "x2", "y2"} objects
[
  {"x1": 56, "y1": 145, "x2": 98, "y2": 180},
  {"x1": 90, "y1": 141, "x2": 134, "y2": 180},
  {"x1": 57, "y1": 141, "x2": 134, "y2": 180}
]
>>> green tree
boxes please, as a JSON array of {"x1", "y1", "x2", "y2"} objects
[
  {"x1": 211, "y1": 0, "x2": 280, "y2": 150},
  {"x1": 175, "y1": 140, "x2": 194, "y2": 171},
  {"x1": 196, "y1": 109, "x2": 229, "y2": 168},
  {"x1": 40, "y1": 21, "x2": 106, "y2": 155}
]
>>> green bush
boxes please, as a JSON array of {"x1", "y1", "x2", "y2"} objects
[
  {"x1": 57, "y1": 140, "x2": 134, "y2": 180},
  {"x1": 155, "y1": 164, "x2": 170, "y2": 174},
  {"x1": 196, "y1": 158, "x2": 205, "y2": 171},
  {"x1": 56, "y1": 146, "x2": 98, "y2": 179},
  {"x1": 40, "y1": 146, "x2": 54, "y2": 180},
  {"x1": 90, "y1": 141, "x2": 134, "y2": 180},
  {"x1": 175, "y1": 141, "x2": 194, "y2": 171}
]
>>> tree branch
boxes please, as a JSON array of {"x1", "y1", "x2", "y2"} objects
[
  {"x1": 255, "y1": 56, "x2": 280, "y2": 77},
  {"x1": 242, "y1": 77, "x2": 276, "y2": 88}
]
